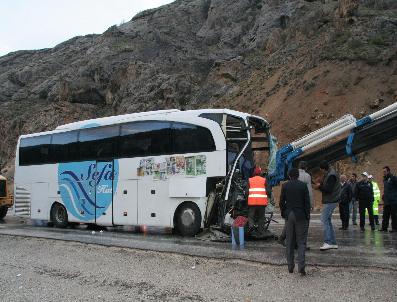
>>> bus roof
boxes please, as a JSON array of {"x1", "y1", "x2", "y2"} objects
[
  {"x1": 18, "y1": 108, "x2": 269, "y2": 139},
  {"x1": 55, "y1": 109, "x2": 180, "y2": 131},
  {"x1": 55, "y1": 108, "x2": 268, "y2": 131}
]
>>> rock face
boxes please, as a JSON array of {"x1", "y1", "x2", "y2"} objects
[
  {"x1": 338, "y1": 0, "x2": 359, "y2": 18},
  {"x1": 1, "y1": 0, "x2": 397, "y2": 181}
]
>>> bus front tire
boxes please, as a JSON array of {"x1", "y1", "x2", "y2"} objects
[
  {"x1": 175, "y1": 202, "x2": 202, "y2": 237},
  {"x1": 0, "y1": 206, "x2": 8, "y2": 220},
  {"x1": 50, "y1": 203, "x2": 68, "y2": 228}
]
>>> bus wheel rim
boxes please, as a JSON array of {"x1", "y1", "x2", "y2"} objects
[
  {"x1": 181, "y1": 209, "x2": 195, "y2": 226},
  {"x1": 57, "y1": 207, "x2": 65, "y2": 222}
]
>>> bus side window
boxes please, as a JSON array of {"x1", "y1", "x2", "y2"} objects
[
  {"x1": 50, "y1": 131, "x2": 79, "y2": 163},
  {"x1": 79, "y1": 126, "x2": 119, "y2": 161},
  {"x1": 119, "y1": 121, "x2": 172, "y2": 158},
  {"x1": 172, "y1": 123, "x2": 216, "y2": 154},
  {"x1": 19, "y1": 135, "x2": 52, "y2": 166}
]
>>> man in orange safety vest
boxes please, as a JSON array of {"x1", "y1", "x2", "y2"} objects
[{"x1": 247, "y1": 166, "x2": 268, "y2": 234}]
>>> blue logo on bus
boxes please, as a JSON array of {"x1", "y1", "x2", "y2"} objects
[{"x1": 58, "y1": 161, "x2": 119, "y2": 221}]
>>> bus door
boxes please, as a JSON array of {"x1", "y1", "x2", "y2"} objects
[{"x1": 94, "y1": 160, "x2": 114, "y2": 226}]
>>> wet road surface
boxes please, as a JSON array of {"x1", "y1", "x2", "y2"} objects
[{"x1": 1, "y1": 213, "x2": 396, "y2": 270}]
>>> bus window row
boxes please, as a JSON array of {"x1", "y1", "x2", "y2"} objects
[{"x1": 19, "y1": 121, "x2": 216, "y2": 166}]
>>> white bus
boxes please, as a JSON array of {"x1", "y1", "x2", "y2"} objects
[{"x1": 13, "y1": 109, "x2": 272, "y2": 235}]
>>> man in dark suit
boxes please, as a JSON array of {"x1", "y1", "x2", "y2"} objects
[
  {"x1": 355, "y1": 172, "x2": 375, "y2": 231},
  {"x1": 279, "y1": 168, "x2": 311, "y2": 276},
  {"x1": 339, "y1": 174, "x2": 353, "y2": 230}
]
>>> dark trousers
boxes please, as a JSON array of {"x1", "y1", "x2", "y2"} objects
[
  {"x1": 285, "y1": 211, "x2": 309, "y2": 272},
  {"x1": 339, "y1": 203, "x2": 350, "y2": 229},
  {"x1": 248, "y1": 206, "x2": 266, "y2": 232},
  {"x1": 382, "y1": 205, "x2": 391, "y2": 230},
  {"x1": 382, "y1": 204, "x2": 397, "y2": 230},
  {"x1": 359, "y1": 202, "x2": 374, "y2": 229}
]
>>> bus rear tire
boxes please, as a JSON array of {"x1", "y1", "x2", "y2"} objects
[
  {"x1": 0, "y1": 206, "x2": 7, "y2": 220},
  {"x1": 50, "y1": 203, "x2": 68, "y2": 228},
  {"x1": 175, "y1": 202, "x2": 201, "y2": 237}
]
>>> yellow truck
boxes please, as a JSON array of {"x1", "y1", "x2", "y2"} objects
[{"x1": 0, "y1": 175, "x2": 13, "y2": 219}]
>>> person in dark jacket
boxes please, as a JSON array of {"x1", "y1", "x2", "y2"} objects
[
  {"x1": 314, "y1": 161, "x2": 341, "y2": 251},
  {"x1": 380, "y1": 166, "x2": 397, "y2": 232},
  {"x1": 279, "y1": 168, "x2": 310, "y2": 276},
  {"x1": 277, "y1": 161, "x2": 313, "y2": 246},
  {"x1": 355, "y1": 172, "x2": 375, "y2": 231},
  {"x1": 339, "y1": 175, "x2": 352, "y2": 230}
]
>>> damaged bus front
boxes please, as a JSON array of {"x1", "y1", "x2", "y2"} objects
[{"x1": 197, "y1": 110, "x2": 277, "y2": 233}]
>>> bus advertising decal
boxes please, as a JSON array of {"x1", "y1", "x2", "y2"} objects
[
  {"x1": 137, "y1": 155, "x2": 206, "y2": 179},
  {"x1": 185, "y1": 157, "x2": 196, "y2": 176},
  {"x1": 58, "y1": 161, "x2": 119, "y2": 221}
]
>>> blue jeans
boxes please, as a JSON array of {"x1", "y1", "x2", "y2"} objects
[
  {"x1": 321, "y1": 202, "x2": 338, "y2": 245},
  {"x1": 349, "y1": 198, "x2": 358, "y2": 224}
]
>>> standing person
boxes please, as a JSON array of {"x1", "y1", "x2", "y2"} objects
[
  {"x1": 355, "y1": 172, "x2": 375, "y2": 231},
  {"x1": 339, "y1": 175, "x2": 352, "y2": 230},
  {"x1": 298, "y1": 161, "x2": 314, "y2": 210},
  {"x1": 380, "y1": 166, "x2": 397, "y2": 232},
  {"x1": 368, "y1": 175, "x2": 381, "y2": 226},
  {"x1": 314, "y1": 160, "x2": 341, "y2": 251},
  {"x1": 279, "y1": 168, "x2": 310, "y2": 276},
  {"x1": 277, "y1": 161, "x2": 313, "y2": 246},
  {"x1": 349, "y1": 173, "x2": 358, "y2": 226},
  {"x1": 247, "y1": 166, "x2": 268, "y2": 235}
]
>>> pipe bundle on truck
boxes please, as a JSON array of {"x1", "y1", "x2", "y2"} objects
[{"x1": 268, "y1": 101, "x2": 397, "y2": 186}]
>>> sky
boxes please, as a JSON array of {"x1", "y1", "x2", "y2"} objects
[{"x1": 0, "y1": 0, "x2": 174, "y2": 56}]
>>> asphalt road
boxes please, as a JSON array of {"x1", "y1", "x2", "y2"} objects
[
  {"x1": 1, "y1": 235, "x2": 397, "y2": 302},
  {"x1": 1, "y1": 214, "x2": 396, "y2": 269}
]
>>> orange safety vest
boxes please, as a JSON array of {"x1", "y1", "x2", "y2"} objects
[{"x1": 248, "y1": 176, "x2": 268, "y2": 206}]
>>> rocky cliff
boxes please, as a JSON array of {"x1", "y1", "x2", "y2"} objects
[{"x1": 1, "y1": 0, "x2": 396, "y2": 184}]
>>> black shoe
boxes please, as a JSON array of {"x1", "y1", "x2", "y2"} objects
[
  {"x1": 339, "y1": 227, "x2": 345, "y2": 230},
  {"x1": 379, "y1": 228, "x2": 387, "y2": 232},
  {"x1": 288, "y1": 265, "x2": 294, "y2": 273},
  {"x1": 353, "y1": 222, "x2": 358, "y2": 226},
  {"x1": 306, "y1": 246, "x2": 311, "y2": 251},
  {"x1": 371, "y1": 227, "x2": 375, "y2": 231},
  {"x1": 389, "y1": 230, "x2": 397, "y2": 233},
  {"x1": 360, "y1": 228, "x2": 365, "y2": 232}
]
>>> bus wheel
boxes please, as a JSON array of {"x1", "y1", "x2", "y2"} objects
[
  {"x1": 0, "y1": 206, "x2": 8, "y2": 220},
  {"x1": 175, "y1": 202, "x2": 202, "y2": 236},
  {"x1": 50, "y1": 203, "x2": 68, "y2": 228}
]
